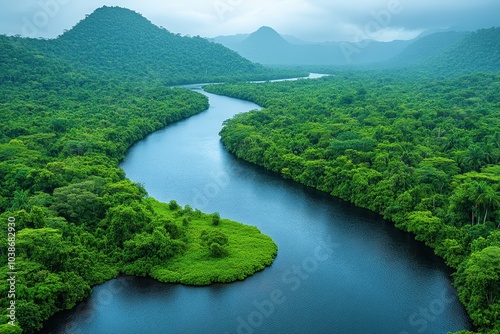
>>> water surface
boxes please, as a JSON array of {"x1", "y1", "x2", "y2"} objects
[{"x1": 43, "y1": 80, "x2": 471, "y2": 334}]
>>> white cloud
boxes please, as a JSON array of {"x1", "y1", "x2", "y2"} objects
[{"x1": 0, "y1": 0, "x2": 498, "y2": 41}]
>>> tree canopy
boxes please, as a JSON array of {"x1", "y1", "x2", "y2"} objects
[
  {"x1": 0, "y1": 29, "x2": 277, "y2": 333},
  {"x1": 205, "y1": 71, "x2": 500, "y2": 333}
]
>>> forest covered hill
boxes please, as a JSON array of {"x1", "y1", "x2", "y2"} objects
[
  {"x1": 391, "y1": 27, "x2": 500, "y2": 77},
  {"x1": 13, "y1": 6, "x2": 304, "y2": 85},
  {"x1": 390, "y1": 31, "x2": 467, "y2": 65}
]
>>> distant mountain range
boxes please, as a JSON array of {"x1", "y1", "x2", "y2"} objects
[
  {"x1": 212, "y1": 26, "x2": 500, "y2": 75},
  {"x1": 5, "y1": 6, "x2": 499, "y2": 82},
  {"x1": 213, "y1": 26, "x2": 413, "y2": 65},
  {"x1": 11, "y1": 7, "x2": 303, "y2": 85}
]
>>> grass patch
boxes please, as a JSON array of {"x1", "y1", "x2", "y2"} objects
[{"x1": 146, "y1": 199, "x2": 278, "y2": 285}]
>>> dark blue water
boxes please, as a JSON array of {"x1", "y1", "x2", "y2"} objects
[{"x1": 42, "y1": 82, "x2": 471, "y2": 334}]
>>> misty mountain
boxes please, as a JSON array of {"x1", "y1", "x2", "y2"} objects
[
  {"x1": 212, "y1": 31, "x2": 306, "y2": 48},
  {"x1": 384, "y1": 27, "x2": 500, "y2": 76},
  {"x1": 391, "y1": 31, "x2": 467, "y2": 65},
  {"x1": 214, "y1": 26, "x2": 414, "y2": 65},
  {"x1": 18, "y1": 6, "x2": 302, "y2": 84},
  {"x1": 422, "y1": 27, "x2": 500, "y2": 75}
]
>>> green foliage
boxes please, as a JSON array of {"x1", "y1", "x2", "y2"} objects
[
  {"x1": 200, "y1": 229, "x2": 229, "y2": 257},
  {"x1": 423, "y1": 28, "x2": 500, "y2": 77},
  {"x1": 11, "y1": 7, "x2": 304, "y2": 85},
  {"x1": 205, "y1": 71, "x2": 500, "y2": 333},
  {"x1": 168, "y1": 200, "x2": 180, "y2": 211},
  {"x1": 211, "y1": 212, "x2": 221, "y2": 226},
  {"x1": 149, "y1": 200, "x2": 277, "y2": 285},
  {"x1": 0, "y1": 324, "x2": 22, "y2": 334},
  {"x1": 0, "y1": 31, "x2": 278, "y2": 333},
  {"x1": 455, "y1": 247, "x2": 500, "y2": 332}
]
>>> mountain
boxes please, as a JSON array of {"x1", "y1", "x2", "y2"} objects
[
  {"x1": 235, "y1": 26, "x2": 297, "y2": 64},
  {"x1": 211, "y1": 33, "x2": 249, "y2": 49},
  {"x1": 282, "y1": 34, "x2": 308, "y2": 44},
  {"x1": 425, "y1": 27, "x2": 500, "y2": 75},
  {"x1": 391, "y1": 31, "x2": 467, "y2": 65},
  {"x1": 387, "y1": 27, "x2": 500, "y2": 76},
  {"x1": 19, "y1": 6, "x2": 303, "y2": 84},
  {"x1": 216, "y1": 26, "x2": 414, "y2": 65},
  {"x1": 242, "y1": 26, "x2": 289, "y2": 47},
  {"x1": 212, "y1": 31, "x2": 305, "y2": 47}
]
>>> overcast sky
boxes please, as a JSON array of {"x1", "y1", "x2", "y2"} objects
[{"x1": 1, "y1": 0, "x2": 499, "y2": 42}]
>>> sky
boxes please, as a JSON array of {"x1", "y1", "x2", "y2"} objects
[{"x1": 0, "y1": 0, "x2": 499, "y2": 42}]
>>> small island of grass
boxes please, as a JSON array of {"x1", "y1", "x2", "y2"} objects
[{"x1": 124, "y1": 198, "x2": 278, "y2": 285}]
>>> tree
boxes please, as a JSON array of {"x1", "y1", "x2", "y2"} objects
[
  {"x1": 10, "y1": 190, "x2": 30, "y2": 211},
  {"x1": 106, "y1": 202, "x2": 152, "y2": 246},
  {"x1": 404, "y1": 211, "x2": 443, "y2": 246},
  {"x1": 475, "y1": 183, "x2": 500, "y2": 224},
  {"x1": 15, "y1": 300, "x2": 43, "y2": 333},
  {"x1": 168, "y1": 200, "x2": 180, "y2": 210},
  {"x1": 0, "y1": 324, "x2": 22, "y2": 334},
  {"x1": 124, "y1": 227, "x2": 183, "y2": 264},
  {"x1": 455, "y1": 246, "x2": 500, "y2": 330},
  {"x1": 200, "y1": 229, "x2": 229, "y2": 258},
  {"x1": 51, "y1": 181, "x2": 105, "y2": 225},
  {"x1": 212, "y1": 212, "x2": 220, "y2": 226}
]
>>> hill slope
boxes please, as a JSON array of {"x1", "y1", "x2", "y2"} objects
[
  {"x1": 386, "y1": 27, "x2": 500, "y2": 76},
  {"x1": 426, "y1": 27, "x2": 500, "y2": 75},
  {"x1": 391, "y1": 31, "x2": 467, "y2": 65},
  {"x1": 21, "y1": 6, "x2": 303, "y2": 84}
]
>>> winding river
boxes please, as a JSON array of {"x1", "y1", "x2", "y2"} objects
[{"x1": 42, "y1": 76, "x2": 472, "y2": 334}]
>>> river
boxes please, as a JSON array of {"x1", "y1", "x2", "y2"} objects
[{"x1": 42, "y1": 76, "x2": 471, "y2": 334}]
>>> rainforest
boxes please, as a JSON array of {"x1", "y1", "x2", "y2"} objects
[
  {"x1": 205, "y1": 70, "x2": 500, "y2": 333},
  {"x1": 0, "y1": 4, "x2": 499, "y2": 334}
]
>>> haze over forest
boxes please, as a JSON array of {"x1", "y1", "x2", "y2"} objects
[{"x1": 2, "y1": 0, "x2": 500, "y2": 41}]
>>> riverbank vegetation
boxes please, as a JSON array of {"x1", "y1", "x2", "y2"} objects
[
  {"x1": 147, "y1": 200, "x2": 277, "y2": 285},
  {"x1": 0, "y1": 35, "x2": 277, "y2": 333},
  {"x1": 205, "y1": 71, "x2": 500, "y2": 333}
]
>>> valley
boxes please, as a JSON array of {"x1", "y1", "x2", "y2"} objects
[{"x1": 0, "y1": 4, "x2": 499, "y2": 334}]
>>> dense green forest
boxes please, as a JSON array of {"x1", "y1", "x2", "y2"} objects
[
  {"x1": 0, "y1": 34, "x2": 277, "y2": 333},
  {"x1": 205, "y1": 72, "x2": 500, "y2": 333},
  {"x1": 1, "y1": 4, "x2": 499, "y2": 333},
  {"x1": 14, "y1": 6, "x2": 305, "y2": 85}
]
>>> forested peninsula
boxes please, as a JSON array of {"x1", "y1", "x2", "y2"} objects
[
  {"x1": 0, "y1": 8, "x2": 280, "y2": 333},
  {"x1": 205, "y1": 71, "x2": 500, "y2": 333}
]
